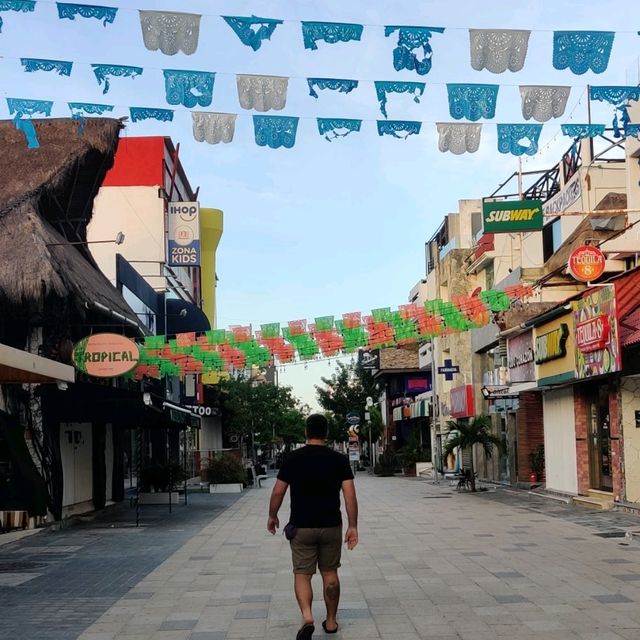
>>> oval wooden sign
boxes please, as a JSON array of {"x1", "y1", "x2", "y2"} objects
[{"x1": 73, "y1": 333, "x2": 140, "y2": 378}]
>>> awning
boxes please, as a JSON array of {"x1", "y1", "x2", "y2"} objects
[
  {"x1": 0, "y1": 342, "x2": 75, "y2": 384},
  {"x1": 41, "y1": 383, "x2": 199, "y2": 429},
  {"x1": 392, "y1": 400, "x2": 428, "y2": 421},
  {"x1": 620, "y1": 305, "x2": 640, "y2": 347}
]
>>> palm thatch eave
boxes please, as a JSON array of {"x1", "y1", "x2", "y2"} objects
[{"x1": 0, "y1": 117, "x2": 143, "y2": 331}]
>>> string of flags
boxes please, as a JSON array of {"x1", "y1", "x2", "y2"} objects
[
  {"x1": 129, "y1": 285, "x2": 535, "y2": 379},
  {"x1": 0, "y1": 3, "x2": 638, "y2": 77},
  {"x1": 4, "y1": 5, "x2": 639, "y2": 149},
  {"x1": 14, "y1": 55, "x2": 639, "y2": 130},
  {"x1": 8, "y1": 96, "x2": 639, "y2": 151}
]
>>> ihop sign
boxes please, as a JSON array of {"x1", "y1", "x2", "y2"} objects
[{"x1": 168, "y1": 201, "x2": 200, "y2": 267}]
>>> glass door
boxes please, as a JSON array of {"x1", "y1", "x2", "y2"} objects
[{"x1": 588, "y1": 386, "x2": 613, "y2": 491}]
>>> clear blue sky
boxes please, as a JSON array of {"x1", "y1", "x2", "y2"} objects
[{"x1": 2, "y1": 0, "x2": 638, "y2": 408}]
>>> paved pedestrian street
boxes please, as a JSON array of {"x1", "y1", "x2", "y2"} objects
[{"x1": 5, "y1": 476, "x2": 640, "y2": 640}]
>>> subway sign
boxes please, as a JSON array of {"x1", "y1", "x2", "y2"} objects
[
  {"x1": 534, "y1": 323, "x2": 569, "y2": 364},
  {"x1": 482, "y1": 199, "x2": 543, "y2": 233}
]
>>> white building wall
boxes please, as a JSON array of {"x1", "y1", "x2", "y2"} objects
[
  {"x1": 621, "y1": 378, "x2": 640, "y2": 503},
  {"x1": 60, "y1": 422, "x2": 93, "y2": 511},
  {"x1": 89, "y1": 186, "x2": 165, "y2": 287},
  {"x1": 542, "y1": 388, "x2": 578, "y2": 495}
]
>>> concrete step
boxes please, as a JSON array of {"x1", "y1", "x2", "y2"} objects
[
  {"x1": 588, "y1": 489, "x2": 614, "y2": 499},
  {"x1": 574, "y1": 494, "x2": 614, "y2": 510}
]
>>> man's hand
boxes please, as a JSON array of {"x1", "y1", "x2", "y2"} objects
[
  {"x1": 344, "y1": 526, "x2": 358, "y2": 550},
  {"x1": 267, "y1": 516, "x2": 279, "y2": 535}
]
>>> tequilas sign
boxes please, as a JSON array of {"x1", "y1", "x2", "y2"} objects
[
  {"x1": 168, "y1": 201, "x2": 200, "y2": 266},
  {"x1": 575, "y1": 316, "x2": 610, "y2": 353},
  {"x1": 482, "y1": 199, "x2": 543, "y2": 233},
  {"x1": 573, "y1": 285, "x2": 621, "y2": 379},
  {"x1": 73, "y1": 333, "x2": 140, "y2": 378},
  {"x1": 568, "y1": 245, "x2": 606, "y2": 282}
]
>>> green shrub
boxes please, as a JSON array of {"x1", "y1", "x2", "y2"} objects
[
  {"x1": 374, "y1": 450, "x2": 397, "y2": 477},
  {"x1": 203, "y1": 454, "x2": 246, "y2": 485},
  {"x1": 140, "y1": 463, "x2": 186, "y2": 492}
]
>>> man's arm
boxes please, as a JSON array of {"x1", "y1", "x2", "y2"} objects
[
  {"x1": 267, "y1": 479, "x2": 289, "y2": 534},
  {"x1": 342, "y1": 479, "x2": 358, "y2": 550}
]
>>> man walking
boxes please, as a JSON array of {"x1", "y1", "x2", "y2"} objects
[{"x1": 268, "y1": 414, "x2": 358, "y2": 640}]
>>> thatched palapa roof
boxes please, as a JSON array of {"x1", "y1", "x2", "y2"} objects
[{"x1": 0, "y1": 118, "x2": 141, "y2": 328}]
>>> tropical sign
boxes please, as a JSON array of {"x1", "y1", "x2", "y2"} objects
[
  {"x1": 572, "y1": 285, "x2": 621, "y2": 379},
  {"x1": 73, "y1": 333, "x2": 140, "y2": 378},
  {"x1": 167, "y1": 201, "x2": 200, "y2": 266},
  {"x1": 482, "y1": 199, "x2": 543, "y2": 233},
  {"x1": 568, "y1": 245, "x2": 606, "y2": 282}
]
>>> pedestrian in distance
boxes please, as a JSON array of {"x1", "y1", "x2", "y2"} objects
[{"x1": 267, "y1": 413, "x2": 359, "y2": 640}]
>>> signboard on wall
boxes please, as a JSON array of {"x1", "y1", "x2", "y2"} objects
[
  {"x1": 358, "y1": 349, "x2": 380, "y2": 370},
  {"x1": 535, "y1": 324, "x2": 569, "y2": 364},
  {"x1": 482, "y1": 199, "x2": 543, "y2": 233},
  {"x1": 573, "y1": 285, "x2": 621, "y2": 379},
  {"x1": 405, "y1": 375, "x2": 431, "y2": 395},
  {"x1": 72, "y1": 333, "x2": 140, "y2": 378},
  {"x1": 168, "y1": 201, "x2": 200, "y2": 266},
  {"x1": 450, "y1": 385, "x2": 474, "y2": 419},
  {"x1": 507, "y1": 330, "x2": 535, "y2": 383},
  {"x1": 543, "y1": 173, "x2": 582, "y2": 216}
]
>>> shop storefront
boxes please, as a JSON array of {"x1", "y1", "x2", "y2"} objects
[
  {"x1": 571, "y1": 285, "x2": 622, "y2": 496},
  {"x1": 532, "y1": 310, "x2": 578, "y2": 495},
  {"x1": 505, "y1": 329, "x2": 544, "y2": 485}
]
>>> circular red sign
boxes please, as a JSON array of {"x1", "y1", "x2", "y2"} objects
[{"x1": 568, "y1": 245, "x2": 606, "y2": 282}]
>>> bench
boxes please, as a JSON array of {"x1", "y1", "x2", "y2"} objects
[{"x1": 247, "y1": 465, "x2": 268, "y2": 488}]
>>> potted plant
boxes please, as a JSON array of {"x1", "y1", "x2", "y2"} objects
[
  {"x1": 139, "y1": 463, "x2": 186, "y2": 504},
  {"x1": 397, "y1": 429, "x2": 431, "y2": 477},
  {"x1": 204, "y1": 453, "x2": 246, "y2": 493},
  {"x1": 374, "y1": 450, "x2": 396, "y2": 477},
  {"x1": 528, "y1": 444, "x2": 545, "y2": 484}
]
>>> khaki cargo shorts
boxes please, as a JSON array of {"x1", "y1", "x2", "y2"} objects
[{"x1": 290, "y1": 526, "x2": 342, "y2": 575}]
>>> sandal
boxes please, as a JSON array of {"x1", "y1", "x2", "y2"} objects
[
  {"x1": 322, "y1": 620, "x2": 339, "y2": 634},
  {"x1": 296, "y1": 623, "x2": 315, "y2": 640}
]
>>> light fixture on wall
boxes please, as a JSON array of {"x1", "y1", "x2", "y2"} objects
[{"x1": 46, "y1": 232, "x2": 125, "y2": 247}]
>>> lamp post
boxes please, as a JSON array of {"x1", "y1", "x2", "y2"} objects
[{"x1": 365, "y1": 396, "x2": 374, "y2": 471}]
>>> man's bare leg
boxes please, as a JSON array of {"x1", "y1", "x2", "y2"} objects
[
  {"x1": 294, "y1": 573, "x2": 314, "y2": 625},
  {"x1": 320, "y1": 570, "x2": 340, "y2": 631}
]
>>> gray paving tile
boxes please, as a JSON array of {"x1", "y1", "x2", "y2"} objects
[
  {"x1": 593, "y1": 594, "x2": 634, "y2": 603},
  {"x1": 160, "y1": 619, "x2": 198, "y2": 630},
  {"x1": 494, "y1": 594, "x2": 529, "y2": 604},
  {"x1": 234, "y1": 609, "x2": 269, "y2": 619},
  {"x1": 241, "y1": 595, "x2": 272, "y2": 603}
]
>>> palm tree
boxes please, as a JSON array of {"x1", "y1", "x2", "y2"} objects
[{"x1": 443, "y1": 416, "x2": 504, "y2": 492}]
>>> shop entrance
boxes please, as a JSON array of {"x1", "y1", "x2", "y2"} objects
[{"x1": 587, "y1": 385, "x2": 613, "y2": 492}]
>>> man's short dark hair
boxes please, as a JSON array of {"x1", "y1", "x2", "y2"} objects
[{"x1": 306, "y1": 414, "x2": 328, "y2": 439}]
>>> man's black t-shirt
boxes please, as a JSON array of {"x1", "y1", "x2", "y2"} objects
[{"x1": 277, "y1": 445, "x2": 354, "y2": 528}]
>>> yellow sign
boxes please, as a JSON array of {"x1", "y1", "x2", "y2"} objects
[{"x1": 533, "y1": 314, "x2": 575, "y2": 386}]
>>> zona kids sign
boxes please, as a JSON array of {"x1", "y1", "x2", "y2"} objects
[
  {"x1": 482, "y1": 199, "x2": 543, "y2": 233},
  {"x1": 73, "y1": 333, "x2": 140, "y2": 378},
  {"x1": 168, "y1": 201, "x2": 201, "y2": 266}
]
